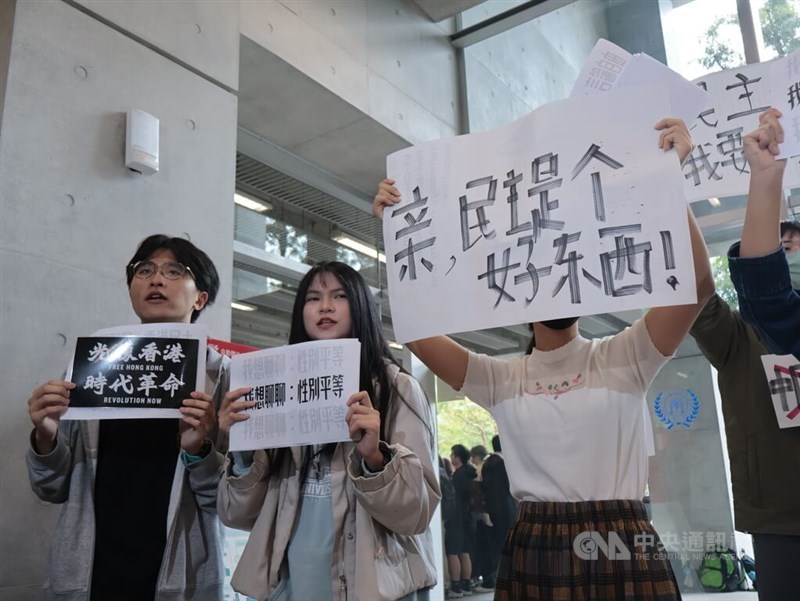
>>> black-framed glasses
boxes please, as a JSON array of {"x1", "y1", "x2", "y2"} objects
[{"x1": 129, "y1": 260, "x2": 194, "y2": 281}]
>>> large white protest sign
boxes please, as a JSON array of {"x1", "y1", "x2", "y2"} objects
[
  {"x1": 384, "y1": 86, "x2": 695, "y2": 343},
  {"x1": 229, "y1": 339, "x2": 360, "y2": 451},
  {"x1": 64, "y1": 323, "x2": 207, "y2": 420},
  {"x1": 686, "y1": 60, "x2": 800, "y2": 201},
  {"x1": 760, "y1": 354, "x2": 800, "y2": 429}
]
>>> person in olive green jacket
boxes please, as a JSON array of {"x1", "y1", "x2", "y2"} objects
[{"x1": 690, "y1": 292, "x2": 800, "y2": 601}]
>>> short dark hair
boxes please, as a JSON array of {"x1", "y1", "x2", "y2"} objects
[
  {"x1": 491, "y1": 435, "x2": 502, "y2": 452},
  {"x1": 126, "y1": 234, "x2": 220, "y2": 323},
  {"x1": 780, "y1": 220, "x2": 800, "y2": 237},
  {"x1": 451, "y1": 444, "x2": 470, "y2": 465},
  {"x1": 470, "y1": 445, "x2": 487, "y2": 460}
]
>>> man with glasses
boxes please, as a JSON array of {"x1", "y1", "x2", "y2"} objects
[{"x1": 26, "y1": 234, "x2": 230, "y2": 601}]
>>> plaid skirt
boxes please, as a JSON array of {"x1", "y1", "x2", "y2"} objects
[{"x1": 494, "y1": 499, "x2": 681, "y2": 601}]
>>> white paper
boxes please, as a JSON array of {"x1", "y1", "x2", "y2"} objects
[
  {"x1": 769, "y1": 48, "x2": 800, "y2": 159},
  {"x1": 570, "y1": 39, "x2": 710, "y2": 128},
  {"x1": 229, "y1": 339, "x2": 361, "y2": 451},
  {"x1": 63, "y1": 322, "x2": 208, "y2": 420},
  {"x1": 686, "y1": 59, "x2": 800, "y2": 201},
  {"x1": 616, "y1": 53, "x2": 711, "y2": 127},
  {"x1": 570, "y1": 38, "x2": 632, "y2": 97},
  {"x1": 761, "y1": 353, "x2": 800, "y2": 429},
  {"x1": 385, "y1": 85, "x2": 695, "y2": 343}
]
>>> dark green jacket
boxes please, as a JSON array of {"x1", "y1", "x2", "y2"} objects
[{"x1": 690, "y1": 294, "x2": 800, "y2": 535}]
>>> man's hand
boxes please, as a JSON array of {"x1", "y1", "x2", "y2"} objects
[
  {"x1": 179, "y1": 391, "x2": 218, "y2": 456},
  {"x1": 28, "y1": 380, "x2": 74, "y2": 454},
  {"x1": 345, "y1": 391, "x2": 384, "y2": 471}
]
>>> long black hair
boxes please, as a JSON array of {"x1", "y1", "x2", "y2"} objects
[
  {"x1": 282, "y1": 261, "x2": 411, "y2": 482},
  {"x1": 289, "y1": 261, "x2": 400, "y2": 438}
]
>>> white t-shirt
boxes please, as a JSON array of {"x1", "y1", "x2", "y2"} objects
[{"x1": 462, "y1": 317, "x2": 669, "y2": 503}]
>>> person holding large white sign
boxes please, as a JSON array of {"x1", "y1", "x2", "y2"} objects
[
  {"x1": 217, "y1": 261, "x2": 440, "y2": 601},
  {"x1": 374, "y1": 118, "x2": 714, "y2": 601},
  {"x1": 25, "y1": 234, "x2": 229, "y2": 601}
]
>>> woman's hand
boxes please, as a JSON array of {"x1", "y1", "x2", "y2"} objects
[
  {"x1": 346, "y1": 390, "x2": 385, "y2": 471},
  {"x1": 373, "y1": 178, "x2": 401, "y2": 219},
  {"x1": 217, "y1": 387, "x2": 255, "y2": 434},
  {"x1": 655, "y1": 117, "x2": 693, "y2": 165}
]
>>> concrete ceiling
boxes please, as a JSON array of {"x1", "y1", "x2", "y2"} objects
[
  {"x1": 232, "y1": 27, "x2": 799, "y2": 360},
  {"x1": 411, "y1": 0, "x2": 488, "y2": 22},
  {"x1": 237, "y1": 35, "x2": 408, "y2": 196}
]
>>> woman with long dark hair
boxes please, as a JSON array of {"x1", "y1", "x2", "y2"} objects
[{"x1": 217, "y1": 261, "x2": 440, "y2": 601}]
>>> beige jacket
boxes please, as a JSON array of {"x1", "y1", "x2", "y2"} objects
[{"x1": 218, "y1": 365, "x2": 440, "y2": 601}]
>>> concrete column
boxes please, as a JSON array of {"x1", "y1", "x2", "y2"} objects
[{"x1": 0, "y1": 1, "x2": 239, "y2": 597}]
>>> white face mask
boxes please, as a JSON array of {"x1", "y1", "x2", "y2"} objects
[{"x1": 787, "y1": 249, "x2": 800, "y2": 290}]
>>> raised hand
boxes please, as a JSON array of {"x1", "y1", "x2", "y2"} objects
[
  {"x1": 373, "y1": 178, "x2": 401, "y2": 219},
  {"x1": 743, "y1": 107, "x2": 786, "y2": 175},
  {"x1": 655, "y1": 117, "x2": 693, "y2": 165}
]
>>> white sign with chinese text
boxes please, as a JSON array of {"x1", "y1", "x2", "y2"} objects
[
  {"x1": 761, "y1": 353, "x2": 800, "y2": 429},
  {"x1": 571, "y1": 39, "x2": 711, "y2": 128},
  {"x1": 687, "y1": 60, "x2": 800, "y2": 201},
  {"x1": 385, "y1": 86, "x2": 695, "y2": 343},
  {"x1": 229, "y1": 339, "x2": 361, "y2": 451},
  {"x1": 63, "y1": 323, "x2": 207, "y2": 420},
  {"x1": 769, "y1": 48, "x2": 800, "y2": 159}
]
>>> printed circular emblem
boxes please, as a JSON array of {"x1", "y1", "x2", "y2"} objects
[{"x1": 654, "y1": 389, "x2": 699, "y2": 430}]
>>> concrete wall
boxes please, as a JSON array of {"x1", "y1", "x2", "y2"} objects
[
  {"x1": 463, "y1": 0, "x2": 608, "y2": 132},
  {"x1": 0, "y1": 1, "x2": 239, "y2": 597},
  {"x1": 239, "y1": 0, "x2": 460, "y2": 145},
  {"x1": 647, "y1": 353, "x2": 736, "y2": 593}
]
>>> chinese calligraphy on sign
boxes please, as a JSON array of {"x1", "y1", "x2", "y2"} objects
[
  {"x1": 761, "y1": 354, "x2": 800, "y2": 429},
  {"x1": 384, "y1": 86, "x2": 695, "y2": 343},
  {"x1": 64, "y1": 322, "x2": 207, "y2": 420},
  {"x1": 228, "y1": 339, "x2": 360, "y2": 451}
]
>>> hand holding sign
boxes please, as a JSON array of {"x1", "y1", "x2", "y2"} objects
[
  {"x1": 743, "y1": 108, "x2": 786, "y2": 174},
  {"x1": 655, "y1": 118, "x2": 693, "y2": 164},
  {"x1": 218, "y1": 387, "x2": 255, "y2": 434},
  {"x1": 345, "y1": 390, "x2": 384, "y2": 471},
  {"x1": 27, "y1": 379, "x2": 75, "y2": 454},
  {"x1": 373, "y1": 178, "x2": 401, "y2": 219},
  {"x1": 179, "y1": 391, "x2": 218, "y2": 455}
]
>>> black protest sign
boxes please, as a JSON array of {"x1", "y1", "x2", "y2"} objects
[{"x1": 69, "y1": 337, "x2": 199, "y2": 409}]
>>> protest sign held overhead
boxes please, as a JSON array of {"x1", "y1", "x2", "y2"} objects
[
  {"x1": 572, "y1": 38, "x2": 800, "y2": 201},
  {"x1": 384, "y1": 86, "x2": 694, "y2": 343},
  {"x1": 229, "y1": 339, "x2": 360, "y2": 451}
]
